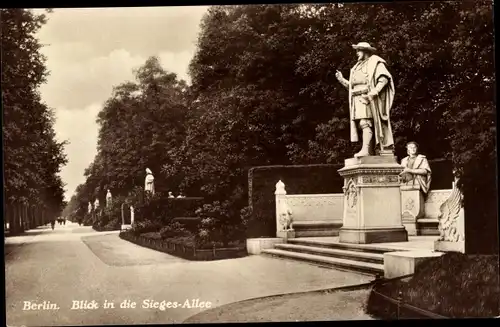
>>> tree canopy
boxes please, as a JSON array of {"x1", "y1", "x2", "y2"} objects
[
  {"x1": 66, "y1": 3, "x2": 496, "y2": 253},
  {"x1": 2, "y1": 8, "x2": 67, "y2": 225}
]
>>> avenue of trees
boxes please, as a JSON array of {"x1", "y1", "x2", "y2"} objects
[
  {"x1": 64, "y1": 2, "x2": 495, "y2": 252},
  {"x1": 2, "y1": 9, "x2": 68, "y2": 234}
]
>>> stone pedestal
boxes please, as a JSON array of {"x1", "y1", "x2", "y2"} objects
[
  {"x1": 277, "y1": 230, "x2": 296, "y2": 240},
  {"x1": 338, "y1": 155, "x2": 408, "y2": 244},
  {"x1": 384, "y1": 251, "x2": 444, "y2": 278},
  {"x1": 434, "y1": 240, "x2": 465, "y2": 253},
  {"x1": 400, "y1": 185, "x2": 425, "y2": 236}
]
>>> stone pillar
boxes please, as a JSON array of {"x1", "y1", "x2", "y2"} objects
[
  {"x1": 434, "y1": 178, "x2": 465, "y2": 253},
  {"x1": 338, "y1": 155, "x2": 408, "y2": 244},
  {"x1": 400, "y1": 185, "x2": 425, "y2": 236}
]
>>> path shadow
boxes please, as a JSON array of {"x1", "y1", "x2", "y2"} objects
[{"x1": 4, "y1": 226, "x2": 51, "y2": 238}]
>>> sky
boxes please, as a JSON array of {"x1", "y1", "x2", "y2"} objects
[{"x1": 34, "y1": 6, "x2": 209, "y2": 201}]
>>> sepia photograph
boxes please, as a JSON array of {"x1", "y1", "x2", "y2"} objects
[{"x1": 2, "y1": 1, "x2": 499, "y2": 325}]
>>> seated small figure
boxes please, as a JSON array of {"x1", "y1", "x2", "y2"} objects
[
  {"x1": 399, "y1": 141, "x2": 432, "y2": 194},
  {"x1": 168, "y1": 191, "x2": 175, "y2": 198},
  {"x1": 278, "y1": 201, "x2": 293, "y2": 231}
]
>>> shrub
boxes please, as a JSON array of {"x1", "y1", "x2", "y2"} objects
[
  {"x1": 130, "y1": 219, "x2": 163, "y2": 235},
  {"x1": 367, "y1": 253, "x2": 500, "y2": 318},
  {"x1": 134, "y1": 192, "x2": 204, "y2": 224},
  {"x1": 159, "y1": 222, "x2": 191, "y2": 239},
  {"x1": 196, "y1": 201, "x2": 246, "y2": 246}
]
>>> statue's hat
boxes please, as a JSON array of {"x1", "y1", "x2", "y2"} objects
[{"x1": 352, "y1": 42, "x2": 376, "y2": 52}]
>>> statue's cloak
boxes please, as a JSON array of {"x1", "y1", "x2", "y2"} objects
[
  {"x1": 348, "y1": 55, "x2": 395, "y2": 148},
  {"x1": 145, "y1": 174, "x2": 155, "y2": 193}
]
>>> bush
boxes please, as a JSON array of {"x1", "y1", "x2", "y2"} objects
[
  {"x1": 196, "y1": 201, "x2": 247, "y2": 246},
  {"x1": 130, "y1": 219, "x2": 163, "y2": 235},
  {"x1": 159, "y1": 222, "x2": 191, "y2": 239},
  {"x1": 135, "y1": 193, "x2": 204, "y2": 224},
  {"x1": 367, "y1": 253, "x2": 500, "y2": 318},
  {"x1": 172, "y1": 217, "x2": 201, "y2": 233}
]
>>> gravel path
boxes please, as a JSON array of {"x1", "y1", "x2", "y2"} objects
[
  {"x1": 185, "y1": 288, "x2": 376, "y2": 322},
  {"x1": 6, "y1": 223, "x2": 373, "y2": 326}
]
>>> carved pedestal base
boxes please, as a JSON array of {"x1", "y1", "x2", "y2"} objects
[
  {"x1": 338, "y1": 155, "x2": 408, "y2": 244},
  {"x1": 400, "y1": 185, "x2": 425, "y2": 236}
]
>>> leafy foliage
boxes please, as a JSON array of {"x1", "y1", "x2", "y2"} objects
[
  {"x1": 66, "y1": 3, "x2": 495, "y2": 250},
  {"x1": 2, "y1": 9, "x2": 67, "y2": 231}
]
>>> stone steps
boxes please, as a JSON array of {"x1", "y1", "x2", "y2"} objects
[
  {"x1": 274, "y1": 243, "x2": 384, "y2": 264},
  {"x1": 262, "y1": 248, "x2": 384, "y2": 276},
  {"x1": 287, "y1": 238, "x2": 396, "y2": 254},
  {"x1": 293, "y1": 221, "x2": 342, "y2": 237}
]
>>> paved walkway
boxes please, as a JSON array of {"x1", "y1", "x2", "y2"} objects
[{"x1": 5, "y1": 223, "x2": 372, "y2": 326}]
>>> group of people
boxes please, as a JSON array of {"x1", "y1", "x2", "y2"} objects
[{"x1": 49, "y1": 217, "x2": 67, "y2": 230}]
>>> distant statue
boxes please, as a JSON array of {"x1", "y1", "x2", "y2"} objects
[
  {"x1": 176, "y1": 192, "x2": 186, "y2": 198},
  {"x1": 335, "y1": 42, "x2": 395, "y2": 157},
  {"x1": 94, "y1": 198, "x2": 100, "y2": 209},
  {"x1": 106, "y1": 189, "x2": 112, "y2": 208},
  {"x1": 130, "y1": 205, "x2": 135, "y2": 226},
  {"x1": 144, "y1": 168, "x2": 155, "y2": 195},
  {"x1": 399, "y1": 142, "x2": 432, "y2": 194},
  {"x1": 168, "y1": 191, "x2": 175, "y2": 198},
  {"x1": 88, "y1": 202, "x2": 92, "y2": 214}
]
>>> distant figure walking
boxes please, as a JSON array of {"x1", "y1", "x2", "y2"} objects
[{"x1": 50, "y1": 219, "x2": 55, "y2": 230}]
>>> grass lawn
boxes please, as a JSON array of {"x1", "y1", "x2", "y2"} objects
[
  {"x1": 184, "y1": 288, "x2": 375, "y2": 323},
  {"x1": 367, "y1": 252, "x2": 499, "y2": 318}
]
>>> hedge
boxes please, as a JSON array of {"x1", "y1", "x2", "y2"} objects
[
  {"x1": 366, "y1": 253, "x2": 500, "y2": 318},
  {"x1": 135, "y1": 196, "x2": 204, "y2": 224},
  {"x1": 246, "y1": 159, "x2": 453, "y2": 238},
  {"x1": 119, "y1": 231, "x2": 247, "y2": 260}
]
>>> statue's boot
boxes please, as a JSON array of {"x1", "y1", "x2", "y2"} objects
[{"x1": 354, "y1": 125, "x2": 373, "y2": 158}]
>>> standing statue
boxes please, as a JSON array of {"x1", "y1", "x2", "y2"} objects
[
  {"x1": 106, "y1": 189, "x2": 112, "y2": 208},
  {"x1": 144, "y1": 168, "x2": 155, "y2": 195},
  {"x1": 88, "y1": 202, "x2": 92, "y2": 214},
  {"x1": 335, "y1": 42, "x2": 395, "y2": 157},
  {"x1": 94, "y1": 198, "x2": 100, "y2": 209},
  {"x1": 130, "y1": 205, "x2": 135, "y2": 226},
  {"x1": 399, "y1": 141, "x2": 432, "y2": 194}
]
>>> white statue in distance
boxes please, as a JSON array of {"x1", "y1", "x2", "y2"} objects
[{"x1": 145, "y1": 168, "x2": 155, "y2": 195}]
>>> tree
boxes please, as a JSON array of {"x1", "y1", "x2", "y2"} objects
[{"x1": 2, "y1": 9, "x2": 67, "y2": 232}]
